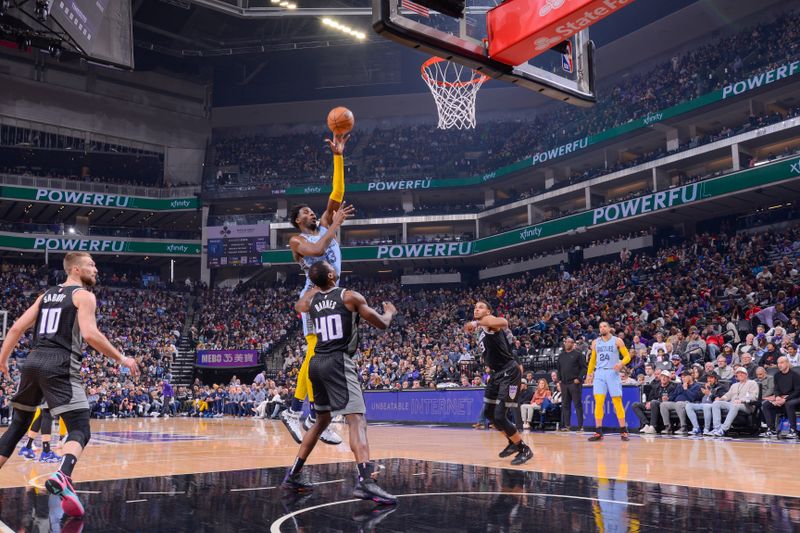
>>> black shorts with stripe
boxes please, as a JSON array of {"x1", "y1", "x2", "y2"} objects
[
  {"x1": 308, "y1": 351, "x2": 366, "y2": 416},
  {"x1": 484, "y1": 362, "x2": 522, "y2": 408},
  {"x1": 12, "y1": 348, "x2": 89, "y2": 416}
]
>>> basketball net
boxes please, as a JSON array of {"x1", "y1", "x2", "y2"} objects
[{"x1": 421, "y1": 57, "x2": 489, "y2": 130}]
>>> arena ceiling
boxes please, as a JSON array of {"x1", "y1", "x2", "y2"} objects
[{"x1": 131, "y1": 0, "x2": 698, "y2": 105}]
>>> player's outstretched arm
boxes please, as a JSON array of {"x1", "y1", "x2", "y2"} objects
[
  {"x1": 74, "y1": 290, "x2": 140, "y2": 378},
  {"x1": 345, "y1": 290, "x2": 396, "y2": 330},
  {"x1": 289, "y1": 204, "x2": 355, "y2": 258},
  {"x1": 0, "y1": 294, "x2": 43, "y2": 378},
  {"x1": 320, "y1": 133, "x2": 350, "y2": 228},
  {"x1": 295, "y1": 287, "x2": 320, "y2": 314},
  {"x1": 476, "y1": 315, "x2": 508, "y2": 332}
]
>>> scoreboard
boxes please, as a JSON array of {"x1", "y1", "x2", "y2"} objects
[{"x1": 206, "y1": 224, "x2": 270, "y2": 268}]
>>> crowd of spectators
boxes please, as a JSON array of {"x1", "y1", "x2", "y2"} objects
[
  {"x1": 271, "y1": 223, "x2": 800, "y2": 403},
  {"x1": 1, "y1": 218, "x2": 798, "y2": 430},
  {"x1": 0, "y1": 262, "x2": 185, "y2": 422},
  {"x1": 208, "y1": 9, "x2": 800, "y2": 193}
]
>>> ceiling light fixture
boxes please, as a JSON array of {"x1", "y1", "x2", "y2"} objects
[{"x1": 321, "y1": 18, "x2": 367, "y2": 41}]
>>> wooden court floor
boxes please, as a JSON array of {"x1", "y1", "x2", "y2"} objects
[{"x1": 0, "y1": 417, "x2": 796, "y2": 498}]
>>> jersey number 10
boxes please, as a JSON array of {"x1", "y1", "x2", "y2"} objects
[
  {"x1": 38, "y1": 308, "x2": 62, "y2": 335},
  {"x1": 315, "y1": 314, "x2": 343, "y2": 343}
]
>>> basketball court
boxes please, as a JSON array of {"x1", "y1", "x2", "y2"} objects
[{"x1": 0, "y1": 418, "x2": 797, "y2": 531}]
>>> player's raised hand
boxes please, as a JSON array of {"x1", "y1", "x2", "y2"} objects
[
  {"x1": 325, "y1": 133, "x2": 351, "y2": 155},
  {"x1": 331, "y1": 203, "x2": 355, "y2": 228},
  {"x1": 464, "y1": 321, "x2": 477, "y2": 334}
]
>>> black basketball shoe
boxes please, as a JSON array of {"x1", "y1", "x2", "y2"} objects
[
  {"x1": 498, "y1": 440, "x2": 517, "y2": 458},
  {"x1": 281, "y1": 470, "x2": 314, "y2": 493},
  {"x1": 510, "y1": 444, "x2": 533, "y2": 466},
  {"x1": 353, "y1": 479, "x2": 397, "y2": 505}
]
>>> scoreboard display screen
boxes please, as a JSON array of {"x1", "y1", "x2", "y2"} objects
[{"x1": 206, "y1": 224, "x2": 269, "y2": 268}]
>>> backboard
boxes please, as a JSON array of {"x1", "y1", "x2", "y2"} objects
[{"x1": 372, "y1": 0, "x2": 600, "y2": 106}]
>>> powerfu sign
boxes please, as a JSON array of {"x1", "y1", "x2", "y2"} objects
[
  {"x1": 376, "y1": 242, "x2": 473, "y2": 259},
  {"x1": 592, "y1": 184, "x2": 701, "y2": 225}
]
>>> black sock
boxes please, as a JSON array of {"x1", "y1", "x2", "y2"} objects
[
  {"x1": 357, "y1": 462, "x2": 374, "y2": 482},
  {"x1": 24, "y1": 437, "x2": 34, "y2": 449},
  {"x1": 516, "y1": 441, "x2": 528, "y2": 451},
  {"x1": 289, "y1": 457, "x2": 305, "y2": 476},
  {"x1": 59, "y1": 454, "x2": 78, "y2": 477},
  {"x1": 43, "y1": 441, "x2": 51, "y2": 454},
  {"x1": 620, "y1": 426, "x2": 628, "y2": 433}
]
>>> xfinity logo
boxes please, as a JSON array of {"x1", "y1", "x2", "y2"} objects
[
  {"x1": 481, "y1": 172, "x2": 497, "y2": 182},
  {"x1": 643, "y1": 112, "x2": 663, "y2": 125},
  {"x1": 518, "y1": 226, "x2": 543, "y2": 241},
  {"x1": 791, "y1": 161, "x2": 800, "y2": 174},
  {"x1": 170, "y1": 200, "x2": 192, "y2": 208},
  {"x1": 304, "y1": 186, "x2": 322, "y2": 194},
  {"x1": 166, "y1": 244, "x2": 190, "y2": 253}
]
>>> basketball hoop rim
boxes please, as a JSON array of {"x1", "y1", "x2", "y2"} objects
[{"x1": 421, "y1": 56, "x2": 490, "y2": 88}]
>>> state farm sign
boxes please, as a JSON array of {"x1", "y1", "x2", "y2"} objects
[{"x1": 487, "y1": 0, "x2": 635, "y2": 66}]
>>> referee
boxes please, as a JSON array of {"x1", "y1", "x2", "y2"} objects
[{"x1": 557, "y1": 337, "x2": 587, "y2": 431}]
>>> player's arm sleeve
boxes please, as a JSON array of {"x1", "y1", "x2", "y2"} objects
[
  {"x1": 330, "y1": 154, "x2": 344, "y2": 202},
  {"x1": 587, "y1": 345, "x2": 597, "y2": 375},
  {"x1": 618, "y1": 342, "x2": 631, "y2": 366}
]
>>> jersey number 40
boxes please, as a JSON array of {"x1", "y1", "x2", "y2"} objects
[{"x1": 315, "y1": 315, "x2": 343, "y2": 343}]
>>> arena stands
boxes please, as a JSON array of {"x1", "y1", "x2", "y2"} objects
[{"x1": 209, "y1": 9, "x2": 800, "y2": 192}]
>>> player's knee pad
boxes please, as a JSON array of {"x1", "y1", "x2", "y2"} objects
[
  {"x1": 0, "y1": 410, "x2": 36, "y2": 457},
  {"x1": 61, "y1": 410, "x2": 91, "y2": 448}
]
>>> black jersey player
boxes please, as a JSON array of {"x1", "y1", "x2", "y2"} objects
[
  {"x1": 464, "y1": 301, "x2": 533, "y2": 465},
  {"x1": 0, "y1": 252, "x2": 139, "y2": 518},
  {"x1": 283, "y1": 260, "x2": 398, "y2": 504}
]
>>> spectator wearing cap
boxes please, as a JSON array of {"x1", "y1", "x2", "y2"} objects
[
  {"x1": 686, "y1": 372, "x2": 728, "y2": 436},
  {"x1": 670, "y1": 353, "x2": 685, "y2": 376},
  {"x1": 759, "y1": 343, "x2": 781, "y2": 368},
  {"x1": 556, "y1": 337, "x2": 587, "y2": 431},
  {"x1": 760, "y1": 356, "x2": 800, "y2": 439},
  {"x1": 714, "y1": 355, "x2": 734, "y2": 381},
  {"x1": 684, "y1": 328, "x2": 707, "y2": 363},
  {"x1": 660, "y1": 370, "x2": 702, "y2": 435},
  {"x1": 720, "y1": 344, "x2": 735, "y2": 365},
  {"x1": 753, "y1": 333, "x2": 769, "y2": 359},
  {"x1": 710, "y1": 367, "x2": 759, "y2": 437},
  {"x1": 635, "y1": 370, "x2": 676, "y2": 434}
]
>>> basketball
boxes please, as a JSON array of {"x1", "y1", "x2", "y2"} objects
[{"x1": 327, "y1": 106, "x2": 355, "y2": 135}]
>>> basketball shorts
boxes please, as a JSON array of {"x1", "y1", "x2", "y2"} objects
[
  {"x1": 12, "y1": 349, "x2": 89, "y2": 417},
  {"x1": 484, "y1": 362, "x2": 522, "y2": 408},
  {"x1": 308, "y1": 351, "x2": 365, "y2": 416},
  {"x1": 593, "y1": 369, "x2": 622, "y2": 397}
]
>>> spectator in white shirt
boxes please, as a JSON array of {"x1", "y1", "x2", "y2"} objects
[{"x1": 710, "y1": 367, "x2": 758, "y2": 436}]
